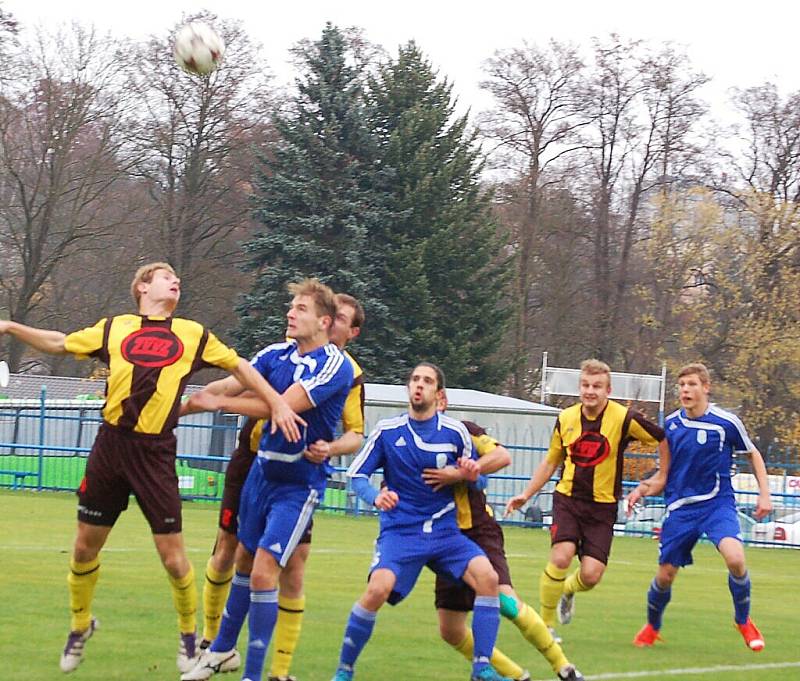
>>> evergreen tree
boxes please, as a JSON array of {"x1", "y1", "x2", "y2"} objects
[
  {"x1": 367, "y1": 43, "x2": 512, "y2": 388},
  {"x1": 235, "y1": 24, "x2": 403, "y2": 379}
]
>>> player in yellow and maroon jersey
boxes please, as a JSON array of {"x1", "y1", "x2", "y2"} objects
[
  {"x1": 422, "y1": 394, "x2": 583, "y2": 681},
  {"x1": 505, "y1": 359, "x2": 666, "y2": 641},
  {"x1": 0, "y1": 262, "x2": 303, "y2": 676},
  {"x1": 190, "y1": 293, "x2": 366, "y2": 681}
]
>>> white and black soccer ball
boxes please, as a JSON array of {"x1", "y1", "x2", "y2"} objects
[{"x1": 173, "y1": 22, "x2": 225, "y2": 76}]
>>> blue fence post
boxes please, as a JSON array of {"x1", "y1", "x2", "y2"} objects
[{"x1": 37, "y1": 385, "x2": 46, "y2": 490}]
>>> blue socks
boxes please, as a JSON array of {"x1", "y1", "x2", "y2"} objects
[
  {"x1": 728, "y1": 571, "x2": 751, "y2": 625},
  {"x1": 243, "y1": 589, "x2": 278, "y2": 681},
  {"x1": 646, "y1": 578, "x2": 671, "y2": 630},
  {"x1": 337, "y1": 602, "x2": 377, "y2": 673},
  {"x1": 472, "y1": 595, "x2": 500, "y2": 675},
  {"x1": 212, "y1": 571, "x2": 251, "y2": 652}
]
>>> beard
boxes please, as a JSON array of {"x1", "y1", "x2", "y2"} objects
[{"x1": 410, "y1": 397, "x2": 434, "y2": 413}]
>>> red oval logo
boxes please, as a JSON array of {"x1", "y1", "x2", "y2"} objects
[
  {"x1": 121, "y1": 327, "x2": 184, "y2": 368},
  {"x1": 570, "y1": 432, "x2": 611, "y2": 467}
]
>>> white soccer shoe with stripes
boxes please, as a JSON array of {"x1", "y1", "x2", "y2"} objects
[
  {"x1": 180, "y1": 648, "x2": 241, "y2": 680},
  {"x1": 59, "y1": 618, "x2": 98, "y2": 673}
]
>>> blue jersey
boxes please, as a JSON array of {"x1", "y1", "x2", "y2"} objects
[
  {"x1": 347, "y1": 412, "x2": 474, "y2": 534},
  {"x1": 664, "y1": 404, "x2": 754, "y2": 511},
  {"x1": 251, "y1": 340, "x2": 353, "y2": 492}
]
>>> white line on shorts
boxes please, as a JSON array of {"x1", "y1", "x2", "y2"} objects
[{"x1": 533, "y1": 661, "x2": 800, "y2": 681}]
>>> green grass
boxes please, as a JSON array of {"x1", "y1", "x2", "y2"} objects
[{"x1": 1, "y1": 490, "x2": 798, "y2": 681}]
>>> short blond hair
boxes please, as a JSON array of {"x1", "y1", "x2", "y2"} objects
[
  {"x1": 131, "y1": 262, "x2": 176, "y2": 304},
  {"x1": 677, "y1": 362, "x2": 711, "y2": 385},
  {"x1": 580, "y1": 358, "x2": 611, "y2": 385},
  {"x1": 287, "y1": 278, "x2": 337, "y2": 320}
]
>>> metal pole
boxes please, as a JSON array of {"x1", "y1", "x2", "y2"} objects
[
  {"x1": 540, "y1": 351, "x2": 548, "y2": 404},
  {"x1": 658, "y1": 363, "x2": 667, "y2": 426},
  {"x1": 38, "y1": 385, "x2": 46, "y2": 490}
]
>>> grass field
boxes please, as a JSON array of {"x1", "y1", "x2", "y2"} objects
[{"x1": 2, "y1": 490, "x2": 799, "y2": 681}]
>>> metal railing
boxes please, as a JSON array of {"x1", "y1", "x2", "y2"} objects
[{"x1": 1, "y1": 392, "x2": 798, "y2": 548}]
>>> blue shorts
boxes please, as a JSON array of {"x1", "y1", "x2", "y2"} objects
[
  {"x1": 659, "y1": 496, "x2": 742, "y2": 567},
  {"x1": 370, "y1": 528, "x2": 485, "y2": 605},
  {"x1": 237, "y1": 462, "x2": 319, "y2": 567}
]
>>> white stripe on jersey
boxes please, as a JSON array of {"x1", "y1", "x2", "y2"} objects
[
  {"x1": 708, "y1": 404, "x2": 755, "y2": 452},
  {"x1": 301, "y1": 344, "x2": 345, "y2": 406},
  {"x1": 438, "y1": 414, "x2": 473, "y2": 458},
  {"x1": 250, "y1": 341, "x2": 294, "y2": 364},
  {"x1": 258, "y1": 448, "x2": 305, "y2": 463},
  {"x1": 677, "y1": 413, "x2": 726, "y2": 451},
  {"x1": 280, "y1": 488, "x2": 318, "y2": 567},
  {"x1": 422, "y1": 500, "x2": 456, "y2": 533},
  {"x1": 347, "y1": 415, "x2": 407, "y2": 478},
  {"x1": 406, "y1": 416, "x2": 459, "y2": 454},
  {"x1": 666, "y1": 474, "x2": 721, "y2": 512}
]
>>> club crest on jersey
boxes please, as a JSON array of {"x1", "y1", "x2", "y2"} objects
[
  {"x1": 696, "y1": 430, "x2": 707, "y2": 444},
  {"x1": 121, "y1": 327, "x2": 184, "y2": 367},
  {"x1": 569, "y1": 431, "x2": 611, "y2": 467}
]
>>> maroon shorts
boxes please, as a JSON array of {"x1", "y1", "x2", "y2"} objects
[
  {"x1": 77, "y1": 423, "x2": 182, "y2": 534},
  {"x1": 218, "y1": 446, "x2": 312, "y2": 544},
  {"x1": 550, "y1": 491, "x2": 617, "y2": 564},
  {"x1": 434, "y1": 520, "x2": 512, "y2": 612}
]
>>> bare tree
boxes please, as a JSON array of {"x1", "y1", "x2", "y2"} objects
[
  {"x1": 122, "y1": 12, "x2": 278, "y2": 328},
  {"x1": 577, "y1": 36, "x2": 708, "y2": 365},
  {"x1": 480, "y1": 40, "x2": 587, "y2": 395},
  {"x1": 0, "y1": 24, "x2": 137, "y2": 370}
]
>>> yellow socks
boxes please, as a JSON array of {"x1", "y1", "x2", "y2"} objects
[
  {"x1": 453, "y1": 630, "x2": 525, "y2": 680},
  {"x1": 511, "y1": 601, "x2": 569, "y2": 673},
  {"x1": 202, "y1": 557, "x2": 234, "y2": 642},
  {"x1": 169, "y1": 564, "x2": 197, "y2": 634},
  {"x1": 68, "y1": 556, "x2": 100, "y2": 632},
  {"x1": 539, "y1": 562, "x2": 568, "y2": 627},
  {"x1": 564, "y1": 568, "x2": 590, "y2": 595},
  {"x1": 269, "y1": 594, "x2": 306, "y2": 678}
]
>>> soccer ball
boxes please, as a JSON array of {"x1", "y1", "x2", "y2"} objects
[{"x1": 173, "y1": 22, "x2": 225, "y2": 76}]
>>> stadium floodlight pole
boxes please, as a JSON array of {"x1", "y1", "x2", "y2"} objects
[
  {"x1": 540, "y1": 351, "x2": 548, "y2": 404},
  {"x1": 658, "y1": 363, "x2": 667, "y2": 426}
]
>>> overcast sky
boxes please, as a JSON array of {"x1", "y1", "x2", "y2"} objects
[{"x1": 6, "y1": 0, "x2": 799, "y2": 116}]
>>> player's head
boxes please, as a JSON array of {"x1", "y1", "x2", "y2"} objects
[
  {"x1": 131, "y1": 262, "x2": 180, "y2": 311},
  {"x1": 329, "y1": 293, "x2": 364, "y2": 350},
  {"x1": 286, "y1": 278, "x2": 336, "y2": 343},
  {"x1": 406, "y1": 362, "x2": 445, "y2": 416},
  {"x1": 579, "y1": 358, "x2": 611, "y2": 411},
  {"x1": 677, "y1": 362, "x2": 711, "y2": 411}
]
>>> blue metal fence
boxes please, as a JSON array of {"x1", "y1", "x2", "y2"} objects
[{"x1": 1, "y1": 391, "x2": 798, "y2": 549}]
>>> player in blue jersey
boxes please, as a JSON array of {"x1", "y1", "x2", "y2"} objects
[
  {"x1": 181, "y1": 278, "x2": 354, "y2": 681},
  {"x1": 331, "y1": 362, "x2": 512, "y2": 681},
  {"x1": 626, "y1": 363, "x2": 772, "y2": 652}
]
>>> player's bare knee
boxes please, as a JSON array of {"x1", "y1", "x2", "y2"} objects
[
  {"x1": 581, "y1": 565, "x2": 604, "y2": 587},
  {"x1": 161, "y1": 551, "x2": 190, "y2": 578},
  {"x1": 656, "y1": 563, "x2": 678, "y2": 586},
  {"x1": 438, "y1": 618, "x2": 465, "y2": 646},
  {"x1": 467, "y1": 559, "x2": 499, "y2": 595},
  {"x1": 213, "y1": 531, "x2": 238, "y2": 569},
  {"x1": 279, "y1": 563, "x2": 305, "y2": 596},
  {"x1": 233, "y1": 543, "x2": 254, "y2": 574},
  {"x1": 550, "y1": 542, "x2": 575, "y2": 569}
]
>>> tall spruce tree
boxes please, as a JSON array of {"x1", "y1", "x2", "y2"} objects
[
  {"x1": 367, "y1": 43, "x2": 511, "y2": 388},
  {"x1": 235, "y1": 24, "x2": 404, "y2": 379}
]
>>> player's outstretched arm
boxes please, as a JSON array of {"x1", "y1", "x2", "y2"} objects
[
  {"x1": 230, "y1": 358, "x2": 305, "y2": 441},
  {"x1": 504, "y1": 458, "x2": 558, "y2": 517},
  {"x1": 746, "y1": 446, "x2": 773, "y2": 520},
  {"x1": 0, "y1": 320, "x2": 67, "y2": 355},
  {"x1": 626, "y1": 439, "x2": 671, "y2": 514},
  {"x1": 421, "y1": 457, "x2": 479, "y2": 491},
  {"x1": 305, "y1": 430, "x2": 364, "y2": 463},
  {"x1": 476, "y1": 444, "x2": 511, "y2": 475}
]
